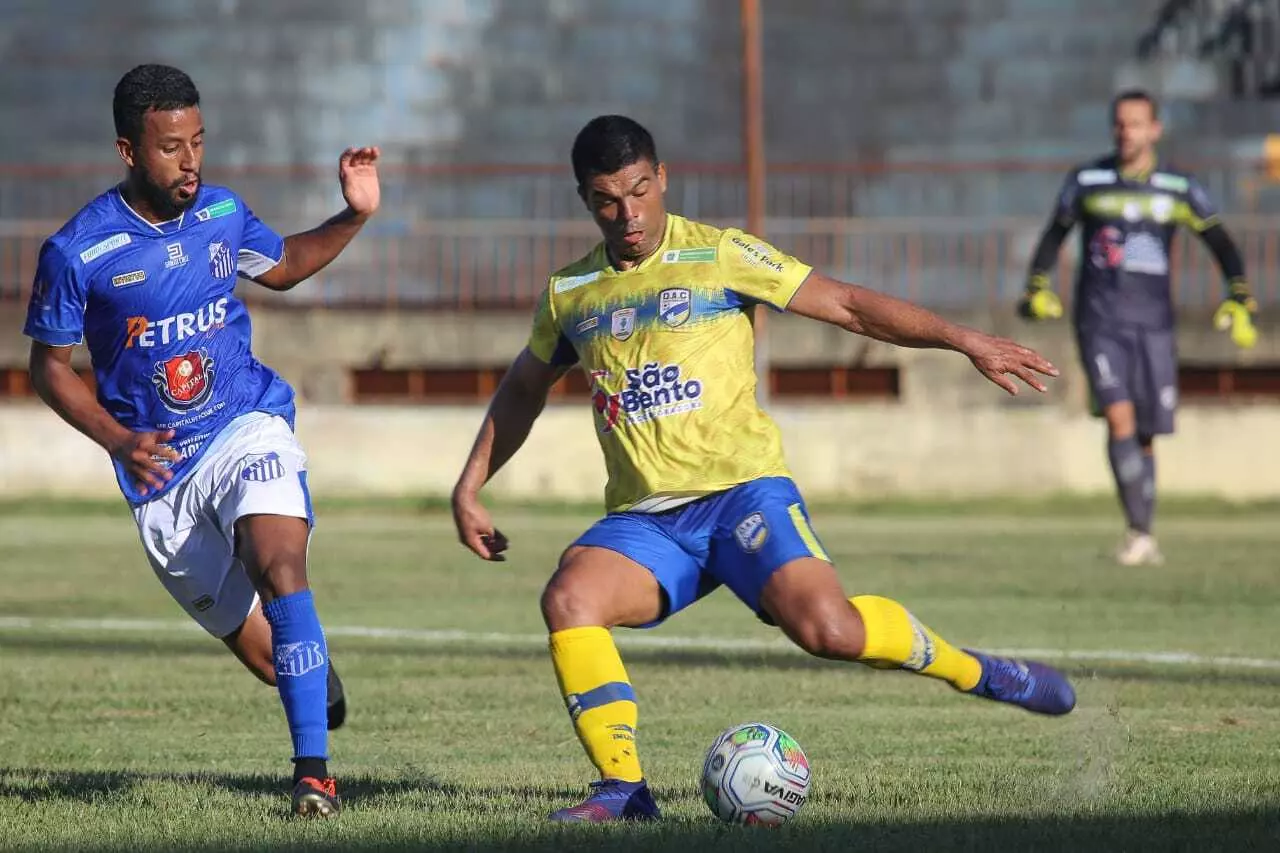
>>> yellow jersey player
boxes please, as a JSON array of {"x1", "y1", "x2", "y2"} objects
[{"x1": 451, "y1": 115, "x2": 1077, "y2": 823}]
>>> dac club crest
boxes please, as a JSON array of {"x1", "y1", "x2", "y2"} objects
[
  {"x1": 152, "y1": 349, "x2": 215, "y2": 412},
  {"x1": 658, "y1": 288, "x2": 692, "y2": 327}
]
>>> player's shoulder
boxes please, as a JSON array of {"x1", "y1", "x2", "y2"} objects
[
  {"x1": 1148, "y1": 162, "x2": 1199, "y2": 194},
  {"x1": 188, "y1": 184, "x2": 248, "y2": 223},
  {"x1": 1070, "y1": 155, "x2": 1120, "y2": 187},
  {"x1": 548, "y1": 242, "x2": 609, "y2": 293},
  {"x1": 666, "y1": 214, "x2": 725, "y2": 250},
  {"x1": 42, "y1": 186, "x2": 137, "y2": 270}
]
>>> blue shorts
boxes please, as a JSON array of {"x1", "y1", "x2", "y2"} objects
[{"x1": 572, "y1": 477, "x2": 831, "y2": 627}]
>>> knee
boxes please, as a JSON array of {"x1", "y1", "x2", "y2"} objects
[
  {"x1": 541, "y1": 551, "x2": 607, "y2": 630},
  {"x1": 788, "y1": 609, "x2": 865, "y2": 661},
  {"x1": 540, "y1": 577, "x2": 596, "y2": 631}
]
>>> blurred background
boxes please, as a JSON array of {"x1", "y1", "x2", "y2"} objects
[{"x1": 3, "y1": 0, "x2": 1280, "y2": 503}]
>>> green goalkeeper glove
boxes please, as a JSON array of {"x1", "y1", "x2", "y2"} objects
[
  {"x1": 1213, "y1": 280, "x2": 1258, "y2": 350},
  {"x1": 1017, "y1": 274, "x2": 1063, "y2": 321}
]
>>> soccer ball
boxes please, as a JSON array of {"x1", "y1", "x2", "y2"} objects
[{"x1": 700, "y1": 722, "x2": 811, "y2": 826}]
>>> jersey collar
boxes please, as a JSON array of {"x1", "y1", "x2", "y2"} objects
[{"x1": 111, "y1": 184, "x2": 191, "y2": 235}]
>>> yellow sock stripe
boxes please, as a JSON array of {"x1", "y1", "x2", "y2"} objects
[{"x1": 788, "y1": 503, "x2": 830, "y2": 562}]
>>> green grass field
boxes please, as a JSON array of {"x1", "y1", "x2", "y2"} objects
[{"x1": 2, "y1": 504, "x2": 1279, "y2": 852}]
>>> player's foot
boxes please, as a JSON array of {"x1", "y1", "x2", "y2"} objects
[
  {"x1": 327, "y1": 662, "x2": 346, "y2": 731},
  {"x1": 548, "y1": 779, "x2": 661, "y2": 822},
  {"x1": 1116, "y1": 529, "x2": 1163, "y2": 566},
  {"x1": 291, "y1": 776, "x2": 341, "y2": 818},
  {"x1": 962, "y1": 650, "x2": 1076, "y2": 716}
]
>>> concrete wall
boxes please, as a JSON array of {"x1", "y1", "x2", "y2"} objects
[
  {"x1": 5, "y1": 397, "x2": 1280, "y2": 503},
  {"x1": 4, "y1": 302, "x2": 1279, "y2": 502}
]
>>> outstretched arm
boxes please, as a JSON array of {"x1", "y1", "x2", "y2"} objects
[
  {"x1": 787, "y1": 271, "x2": 1059, "y2": 395},
  {"x1": 452, "y1": 348, "x2": 570, "y2": 559},
  {"x1": 254, "y1": 147, "x2": 381, "y2": 291}
]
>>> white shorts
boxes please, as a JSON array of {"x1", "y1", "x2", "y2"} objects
[{"x1": 132, "y1": 412, "x2": 313, "y2": 638}]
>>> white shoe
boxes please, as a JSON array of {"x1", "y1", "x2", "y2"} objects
[{"x1": 1115, "y1": 530, "x2": 1163, "y2": 566}]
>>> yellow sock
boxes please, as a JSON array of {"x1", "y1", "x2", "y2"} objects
[
  {"x1": 549, "y1": 626, "x2": 643, "y2": 783},
  {"x1": 849, "y1": 595, "x2": 982, "y2": 691}
]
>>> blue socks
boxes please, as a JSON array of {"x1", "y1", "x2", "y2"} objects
[{"x1": 263, "y1": 590, "x2": 329, "y2": 762}]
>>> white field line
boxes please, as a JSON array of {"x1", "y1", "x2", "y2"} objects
[{"x1": 0, "y1": 615, "x2": 1277, "y2": 671}]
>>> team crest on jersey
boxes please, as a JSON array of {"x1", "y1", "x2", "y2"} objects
[
  {"x1": 208, "y1": 241, "x2": 235, "y2": 280},
  {"x1": 152, "y1": 350, "x2": 215, "y2": 412},
  {"x1": 1149, "y1": 194, "x2": 1175, "y2": 223},
  {"x1": 734, "y1": 512, "x2": 769, "y2": 553},
  {"x1": 611, "y1": 307, "x2": 636, "y2": 341},
  {"x1": 658, "y1": 288, "x2": 692, "y2": 327}
]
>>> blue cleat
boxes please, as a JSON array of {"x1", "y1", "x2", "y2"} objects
[
  {"x1": 963, "y1": 650, "x2": 1077, "y2": 715},
  {"x1": 548, "y1": 779, "x2": 662, "y2": 823}
]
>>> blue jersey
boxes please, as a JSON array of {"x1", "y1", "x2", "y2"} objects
[{"x1": 23, "y1": 184, "x2": 296, "y2": 505}]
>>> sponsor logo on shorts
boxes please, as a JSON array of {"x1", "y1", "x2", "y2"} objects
[
  {"x1": 192, "y1": 595, "x2": 215, "y2": 612},
  {"x1": 152, "y1": 350, "x2": 215, "y2": 413},
  {"x1": 734, "y1": 511, "x2": 769, "y2": 553},
  {"x1": 1160, "y1": 385, "x2": 1178, "y2": 410},
  {"x1": 611, "y1": 307, "x2": 636, "y2": 341},
  {"x1": 79, "y1": 233, "x2": 132, "y2": 263},
  {"x1": 275, "y1": 641, "x2": 326, "y2": 678},
  {"x1": 241, "y1": 452, "x2": 287, "y2": 483},
  {"x1": 658, "y1": 288, "x2": 692, "y2": 327},
  {"x1": 111, "y1": 270, "x2": 147, "y2": 288}
]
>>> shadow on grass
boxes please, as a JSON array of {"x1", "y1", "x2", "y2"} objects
[{"x1": 0, "y1": 765, "x2": 1276, "y2": 853}]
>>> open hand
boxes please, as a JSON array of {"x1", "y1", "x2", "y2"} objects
[
  {"x1": 962, "y1": 332, "x2": 1060, "y2": 395},
  {"x1": 338, "y1": 146, "x2": 380, "y2": 217}
]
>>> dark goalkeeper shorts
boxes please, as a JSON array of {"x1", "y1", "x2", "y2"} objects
[{"x1": 1077, "y1": 325, "x2": 1178, "y2": 437}]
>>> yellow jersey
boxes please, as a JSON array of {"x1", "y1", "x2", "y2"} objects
[{"x1": 527, "y1": 213, "x2": 813, "y2": 513}]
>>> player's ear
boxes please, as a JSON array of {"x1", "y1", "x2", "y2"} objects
[
  {"x1": 656, "y1": 161, "x2": 667, "y2": 194},
  {"x1": 116, "y1": 136, "x2": 136, "y2": 169},
  {"x1": 1152, "y1": 120, "x2": 1164, "y2": 143}
]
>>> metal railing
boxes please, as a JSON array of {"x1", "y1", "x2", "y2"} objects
[{"x1": 4, "y1": 214, "x2": 1276, "y2": 311}]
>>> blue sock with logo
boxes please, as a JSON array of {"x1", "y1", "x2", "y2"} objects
[{"x1": 263, "y1": 589, "x2": 329, "y2": 763}]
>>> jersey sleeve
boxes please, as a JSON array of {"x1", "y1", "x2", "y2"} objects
[
  {"x1": 237, "y1": 201, "x2": 285, "y2": 278},
  {"x1": 718, "y1": 228, "x2": 813, "y2": 310},
  {"x1": 1181, "y1": 175, "x2": 1222, "y2": 232},
  {"x1": 526, "y1": 286, "x2": 578, "y2": 366},
  {"x1": 1050, "y1": 170, "x2": 1082, "y2": 227},
  {"x1": 23, "y1": 240, "x2": 88, "y2": 347}
]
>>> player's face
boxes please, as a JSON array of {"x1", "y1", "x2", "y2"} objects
[
  {"x1": 1112, "y1": 99, "x2": 1161, "y2": 165},
  {"x1": 117, "y1": 106, "x2": 205, "y2": 219},
  {"x1": 579, "y1": 159, "x2": 668, "y2": 265}
]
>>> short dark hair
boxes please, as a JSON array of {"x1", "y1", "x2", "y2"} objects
[
  {"x1": 113, "y1": 64, "x2": 201, "y2": 143},
  {"x1": 571, "y1": 115, "x2": 659, "y2": 186},
  {"x1": 1112, "y1": 88, "x2": 1159, "y2": 120}
]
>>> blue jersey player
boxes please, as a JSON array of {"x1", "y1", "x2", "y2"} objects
[
  {"x1": 1019, "y1": 90, "x2": 1256, "y2": 566},
  {"x1": 23, "y1": 65, "x2": 379, "y2": 817}
]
